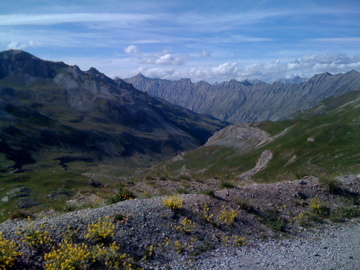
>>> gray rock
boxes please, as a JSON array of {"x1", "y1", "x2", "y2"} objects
[
  {"x1": 17, "y1": 197, "x2": 40, "y2": 208},
  {"x1": 240, "y1": 149, "x2": 273, "y2": 179},
  {"x1": 7, "y1": 187, "x2": 32, "y2": 198},
  {"x1": 88, "y1": 179, "x2": 104, "y2": 188}
]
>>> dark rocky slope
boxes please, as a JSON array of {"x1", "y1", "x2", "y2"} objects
[{"x1": 0, "y1": 50, "x2": 226, "y2": 169}]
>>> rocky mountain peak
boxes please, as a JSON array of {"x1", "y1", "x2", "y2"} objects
[
  {"x1": 134, "y1": 73, "x2": 146, "y2": 79},
  {"x1": 0, "y1": 50, "x2": 68, "y2": 81},
  {"x1": 241, "y1": 80, "x2": 253, "y2": 86},
  {"x1": 86, "y1": 67, "x2": 101, "y2": 75}
]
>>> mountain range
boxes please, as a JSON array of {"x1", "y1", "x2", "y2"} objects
[
  {"x1": 0, "y1": 50, "x2": 226, "y2": 170},
  {"x1": 125, "y1": 70, "x2": 360, "y2": 123}
]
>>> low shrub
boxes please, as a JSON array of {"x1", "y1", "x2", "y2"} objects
[
  {"x1": 109, "y1": 187, "x2": 135, "y2": 204},
  {"x1": 163, "y1": 195, "x2": 184, "y2": 210},
  {"x1": 199, "y1": 204, "x2": 215, "y2": 224},
  {"x1": 309, "y1": 196, "x2": 330, "y2": 217},
  {"x1": 172, "y1": 217, "x2": 197, "y2": 234},
  {"x1": 334, "y1": 206, "x2": 360, "y2": 219},
  {"x1": 20, "y1": 223, "x2": 52, "y2": 248},
  {"x1": 10, "y1": 210, "x2": 35, "y2": 220},
  {"x1": 219, "y1": 206, "x2": 239, "y2": 225},
  {"x1": 0, "y1": 232, "x2": 22, "y2": 269},
  {"x1": 44, "y1": 241, "x2": 93, "y2": 270},
  {"x1": 319, "y1": 178, "x2": 344, "y2": 195},
  {"x1": 85, "y1": 216, "x2": 115, "y2": 243}
]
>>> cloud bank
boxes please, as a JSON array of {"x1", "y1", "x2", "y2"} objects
[{"x1": 133, "y1": 53, "x2": 360, "y2": 83}]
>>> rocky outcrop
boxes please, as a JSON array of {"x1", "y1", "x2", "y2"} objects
[
  {"x1": 125, "y1": 70, "x2": 360, "y2": 123},
  {"x1": 240, "y1": 150, "x2": 273, "y2": 180},
  {"x1": 205, "y1": 123, "x2": 272, "y2": 151}
]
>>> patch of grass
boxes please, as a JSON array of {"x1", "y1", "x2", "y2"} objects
[
  {"x1": 51, "y1": 201, "x2": 77, "y2": 213},
  {"x1": 10, "y1": 210, "x2": 35, "y2": 220},
  {"x1": 263, "y1": 216, "x2": 287, "y2": 232},
  {"x1": 319, "y1": 178, "x2": 345, "y2": 195},
  {"x1": 108, "y1": 186, "x2": 136, "y2": 204},
  {"x1": 235, "y1": 199, "x2": 259, "y2": 215},
  {"x1": 259, "y1": 209, "x2": 288, "y2": 232},
  {"x1": 176, "y1": 188, "x2": 189, "y2": 194},
  {"x1": 309, "y1": 197, "x2": 330, "y2": 218},
  {"x1": 198, "y1": 190, "x2": 215, "y2": 197},
  {"x1": 220, "y1": 182, "x2": 235, "y2": 189},
  {"x1": 333, "y1": 206, "x2": 360, "y2": 219}
]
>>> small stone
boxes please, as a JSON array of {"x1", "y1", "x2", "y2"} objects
[
  {"x1": 297, "y1": 191, "x2": 309, "y2": 199},
  {"x1": 17, "y1": 197, "x2": 40, "y2": 208},
  {"x1": 88, "y1": 179, "x2": 104, "y2": 188}
]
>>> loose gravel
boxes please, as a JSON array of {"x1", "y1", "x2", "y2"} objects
[
  {"x1": 1, "y1": 181, "x2": 359, "y2": 269},
  {"x1": 168, "y1": 220, "x2": 360, "y2": 270}
]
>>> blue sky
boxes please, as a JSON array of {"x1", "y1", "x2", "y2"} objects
[{"x1": 1, "y1": 0, "x2": 359, "y2": 83}]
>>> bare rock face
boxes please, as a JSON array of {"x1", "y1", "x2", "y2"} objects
[
  {"x1": 240, "y1": 150, "x2": 273, "y2": 180},
  {"x1": 205, "y1": 123, "x2": 273, "y2": 152}
]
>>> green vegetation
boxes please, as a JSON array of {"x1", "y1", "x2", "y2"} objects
[
  {"x1": 85, "y1": 216, "x2": 115, "y2": 243},
  {"x1": 219, "y1": 206, "x2": 239, "y2": 225},
  {"x1": 0, "y1": 232, "x2": 22, "y2": 269},
  {"x1": 109, "y1": 186, "x2": 136, "y2": 204},
  {"x1": 144, "y1": 91, "x2": 360, "y2": 183},
  {"x1": 163, "y1": 195, "x2": 184, "y2": 210}
]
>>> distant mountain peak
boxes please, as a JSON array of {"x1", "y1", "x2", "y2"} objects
[
  {"x1": 134, "y1": 73, "x2": 146, "y2": 78},
  {"x1": 275, "y1": 76, "x2": 308, "y2": 84},
  {"x1": 86, "y1": 67, "x2": 101, "y2": 75},
  {"x1": 346, "y1": 69, "x2": 359, "y2": 75},
  {"x1": 241, "y1": 80, "x2": 253, "y2": 86}
]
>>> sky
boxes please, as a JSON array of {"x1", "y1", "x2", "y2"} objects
[{"x1": 0, "y1": 0, "x2": 359, "y2": 83}]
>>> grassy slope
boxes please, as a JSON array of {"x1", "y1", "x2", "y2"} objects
[{"x1": 145, "y1": 91, "x2": 360, "y2": 183}]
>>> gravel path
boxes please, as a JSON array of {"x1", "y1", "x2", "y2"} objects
[{"x1": 170, "y1": 220, "x2": 360, "y2": 270}]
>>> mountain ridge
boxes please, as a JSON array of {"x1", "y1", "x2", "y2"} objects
[{"x1": 124, "y1": 70, "x2": 360, "y2": 123}]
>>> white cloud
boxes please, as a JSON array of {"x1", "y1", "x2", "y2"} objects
[
  {"x1": 124, "y1": 45, "x2": 139, "y2": 54},
  {"x1": 129, "y1": 53, "x2": 360, "y2": 83},
  {"x1": 139, "y1": 50, "x2": 190, "y2": 66},
  {"x1": 201, "y1": 49, "x2": 211, "y2": 58},
  {"x1": 137, "y1": 67, "x2": 175, "y2": 79},
  {"x1": 309, "y1": 37, "x2": 360, "y2": 43},
  {"x1": 6, "y1": 40, "x2": 42, "y2": 50},
  {"x1": 0, "y1": 13, "x2": 155, "y2": 26}
]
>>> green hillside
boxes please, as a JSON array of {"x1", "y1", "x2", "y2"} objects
[{"x1": 145, "y1": 91, "x2": 360, "y2": 183}]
